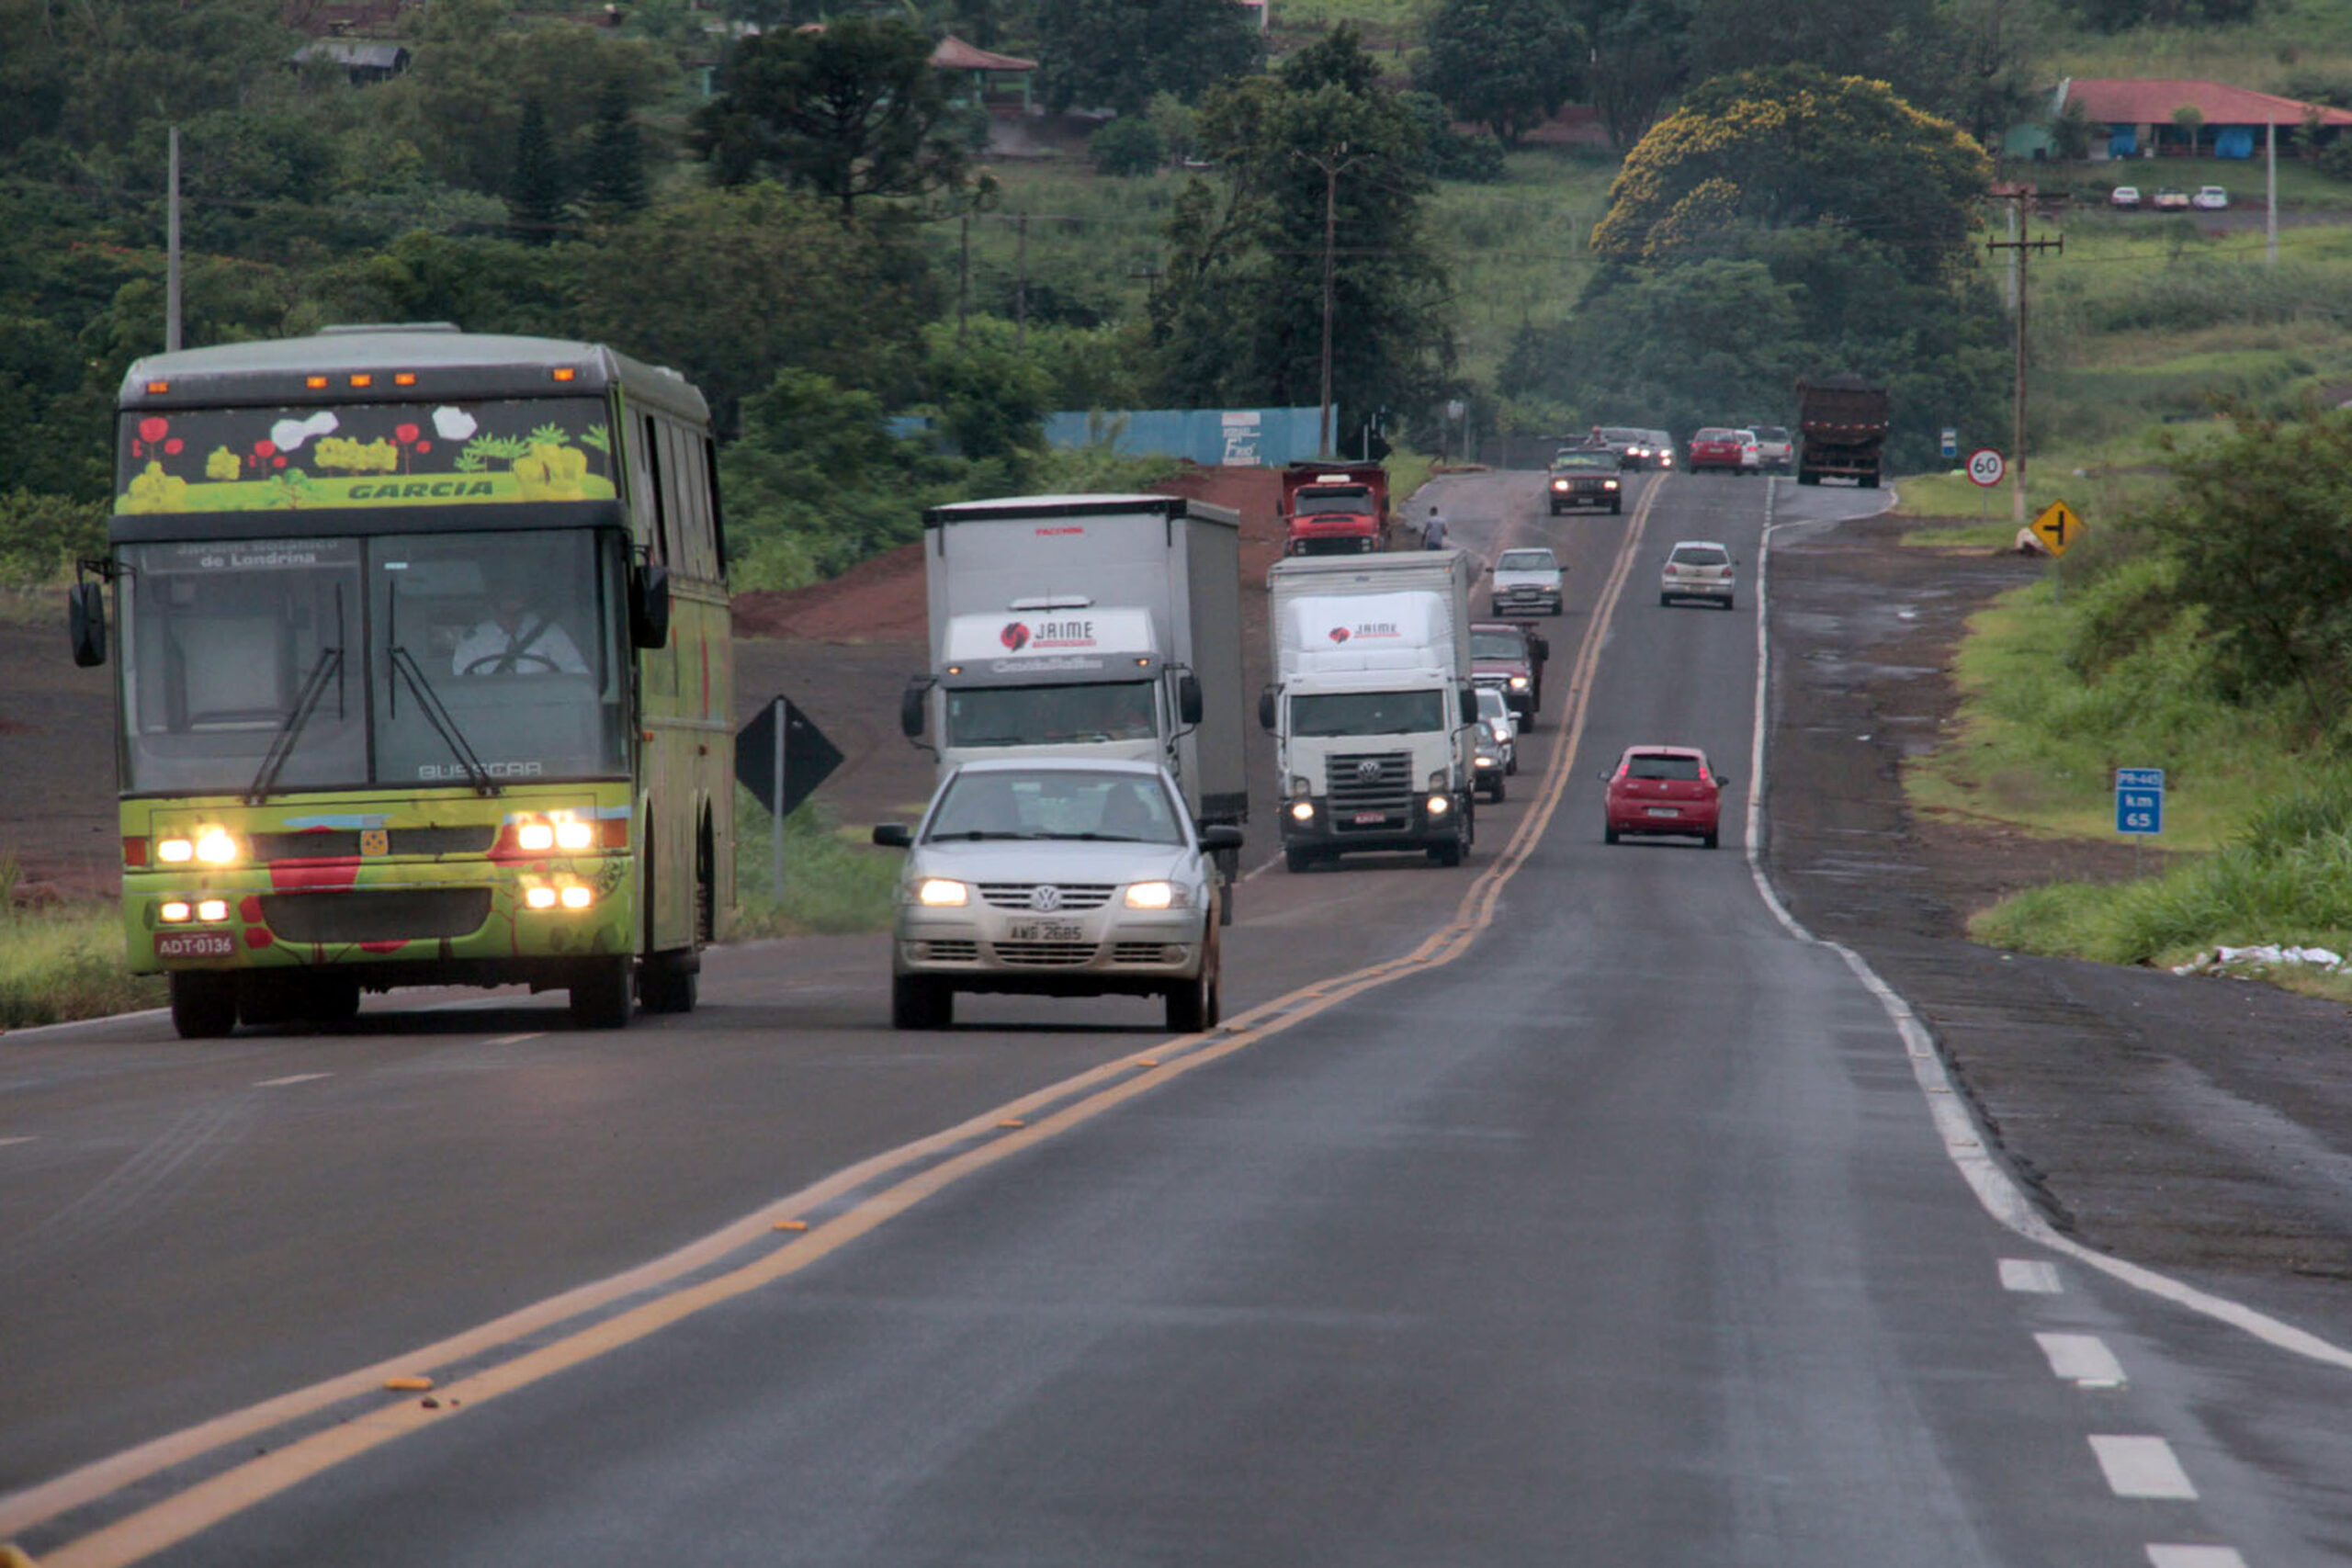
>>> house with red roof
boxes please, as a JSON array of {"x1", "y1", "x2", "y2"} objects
[{"x1": 2059, "y1": 78, "x2": 2352, "y2": 160}]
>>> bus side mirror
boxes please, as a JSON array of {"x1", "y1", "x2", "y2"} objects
[
  {"x1": 69, "y1": 581, "x2": 106, "y2": 668},
  {"x1": 1178, "y1": 672, "x2": 1204, "y2": 727},
  {"x1": 630, "y1": 562, "x2": 672, "y2": 649},
  {"x1": 1258, "y1": 689, "x2": 1276, "y2": 731},
  {"x1": 900, "y1": 683, "x2": 927, "y2": 740}
]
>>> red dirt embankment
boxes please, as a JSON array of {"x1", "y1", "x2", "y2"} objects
[{"x1": 729, "y1": 466, "x2": 1288, "y2": 644}]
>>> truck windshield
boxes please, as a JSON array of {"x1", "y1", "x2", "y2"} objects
[
  {"x1": 117, "y1": 529, "x2": 629, "y2": 795},
  {"x1": 1294, "y1": 489, "x2": 1371, "y2": 514},
  {"x1": 945, "y1": 681, "x2": 1159, "y2": 748},
  {"x1": 1290, "y1": 690, "x2": 1445, "y2": 737}
]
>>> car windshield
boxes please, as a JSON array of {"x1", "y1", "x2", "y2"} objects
[
  {"x1": 1552, "y1": 455, "x2": 1613, "y2": 471},
  {"x1": 1600, "y1": 427, "x2": 1645, "y2": 443},
  {"x1": 1289, "y1": 689, "x2": 1446, "y2": 737},
  {"x1": 1694, "y1": 429, "x2": 1734, "y2": 443},
  {"x1": 1496, "y1": 550, "x2": 1555, "y2": 572},
  {"x1": 1477, "y1": 690, "x2": 1508, "y2": 718},
  {"x1": 925, "y1": 769, "x2": 1184, "y2": 843},
  {"x1": 1471, "y1": 630, "x2": 1528, "y2": 660},
  {"x1": 1671, "y1": 546, "x2": 1730, "y2": 568},
  {"x1": 116, "y1": 528, "x2": 629, "y2": 795},
  {"x1": 944, "y1": 681, "x2": 1158, "y2": 748},
  {"x1": 1626, "y1": 753, "x2": 1703, "y2": 782}
]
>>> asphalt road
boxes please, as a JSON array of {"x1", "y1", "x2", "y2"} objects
[{"x1": 3, "y1": 470, "x2": 2346, "y2": 1565}]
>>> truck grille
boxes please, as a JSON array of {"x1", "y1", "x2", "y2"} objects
[
  {"x1": 978, "y1": 883, "x2": 1115, "y2": 911},
  {"x1": 992, "y1": 941, "x2": 1098, "y2": 966},
  {"x1": 1326, "y1": 751, "x2": 1413, "y2": 829}
]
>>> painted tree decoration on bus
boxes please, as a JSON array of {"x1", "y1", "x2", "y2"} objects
[{"x1": 116, "y1": 400, "x2": 618, "y2": 513}]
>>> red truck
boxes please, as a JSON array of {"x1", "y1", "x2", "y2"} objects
[{"x1": 1280, "y1": 463, "x2": 1391, "y2": 556}]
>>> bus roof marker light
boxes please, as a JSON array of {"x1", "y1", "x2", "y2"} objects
[
  {"x1": 306, "y1": 376, "x2": 329, "y2": 389},
  {"x1": 393, "y1": 372, "x2": 417, "y2": 387},
  {"x1": 551, "y1": 367, "x2": 578, "y2": 382},
  {"x1": 348, "y1": 374, "x2": 373, "y2": 389},
  {"x1": 145, "y1": 380, "x2": 170, "y2": 395}
]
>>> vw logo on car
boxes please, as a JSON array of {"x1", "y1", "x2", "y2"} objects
[{"x1": 1028, "y1": 885, "x2": 1064, "y2": 912}]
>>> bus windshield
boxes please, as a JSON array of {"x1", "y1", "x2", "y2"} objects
[
  {"x1": 117, "y1": 529, "x2": 630, "y2": 795},
  {"x1": 944, "y1": 682, "x2": 1159, "y2": 748}
]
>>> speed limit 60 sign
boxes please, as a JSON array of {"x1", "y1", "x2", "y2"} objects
[{"x1": 1966, "y1": 447, "x2": 2006, "y2": 487}]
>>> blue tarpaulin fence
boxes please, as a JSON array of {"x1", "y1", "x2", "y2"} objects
[{"x1": 1043, "y1": 408, "x2": 1327, "y2": 468}]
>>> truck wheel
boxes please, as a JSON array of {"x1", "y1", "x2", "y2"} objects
[
  {"x1": 1860, "y1": 473, "x2": 1880, "y2": 489},
  {"x1": 1428, "y1": 840, "x2": 1460, "y2": 867},
  {"x1": 1610, "y1": 502, "x2": 1622, "y2": 514},
  {"x1": 170, "y1": 972, "x2": 238, "y2": 1039},
  {"x1": 892, "y1": 975, "x2": 953, "y2": 1031},
  {"x1": 568, "y1": 956, "x2": 634, "y2": 1030},
  {"x1": 1283, "y1": 847, "x2": 1317, "y2": 874},
  {"x1": 1798, "y1": 471, "x2": 1819, "y2": 486}
]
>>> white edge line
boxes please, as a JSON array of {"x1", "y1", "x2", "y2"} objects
[{"x1": 1744, "y1": 479, "x2": 2352, "y2": 1374}]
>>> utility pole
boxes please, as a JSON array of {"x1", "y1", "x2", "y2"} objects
[
  {"x1": 1988, "y1": 210, "x2": 2061, "y2": 530},
  {"x1": 956, "y1": 214, "x2": 970, "y2": 348},
  {"x1": 1012, "y1": 211, "x2": 1029, "y2": 353},
  {"x1": 166, "y1": 126, "x2": 183, "y2": 352},
  {"x1": 1295, "y1": 142, "x2": 1364, "y2": 457}
]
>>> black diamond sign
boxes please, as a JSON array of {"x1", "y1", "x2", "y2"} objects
[{"x1": 736, "y1": 697, "x2": 843, "y2": 819}]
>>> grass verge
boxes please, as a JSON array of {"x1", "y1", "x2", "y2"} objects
[
  {"x1": 730, "y1": 787, "x2": 901, "y2": 939},
  {"x1": 0, "y1": 899, "x2": 164, "y2": 1029}
]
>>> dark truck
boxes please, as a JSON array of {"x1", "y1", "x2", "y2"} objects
[{"x1": 1795, "y1": 376, "x2": 1889, "y2": 488}]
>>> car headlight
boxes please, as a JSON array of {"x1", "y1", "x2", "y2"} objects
[
  {"x1": 1604, "y1": 479, "x2": 1620, "y2": 490},
  {"x1": 1551, "y1": 479, "x2": 1568, "y2": 491},
  {"x1": 915, "y1": 878, "x2": 969, "y2": 908},
  {"x1": 1508, "y1": 675, "x2": 1530, "y2": 690},
  {"x1": 1475, "y1": 754, "x2": 1497, "y2": 769},
  {"x1": 1125, "y1": 881, "x2": 1189, "y2": 910}
]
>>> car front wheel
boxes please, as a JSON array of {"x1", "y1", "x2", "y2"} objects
[
  {"x1": 1167, "y1": 940, "x2": 1219, "y2": 1033},
  {"x1": 892, "y1": 974, "x2": 953, "y2": 1030}
]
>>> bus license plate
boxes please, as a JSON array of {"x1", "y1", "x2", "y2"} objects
[
  {"x1": 1008, "y1": 921, "x2": 1083, "y2": 942},
  {"x1": 155, "y1": 931, "x2": 235, "y2": 959}
]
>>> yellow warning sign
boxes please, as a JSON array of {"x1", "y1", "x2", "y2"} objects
[{"x1": 2030, "y1": 499, "x2": 2084, "y2": 557}]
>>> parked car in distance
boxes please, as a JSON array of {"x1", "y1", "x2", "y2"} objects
[
  {"x1": 871, "y1": 758, "x2": 1242, "y2": 1032},
  {"x1": 2153, "y1": 186, "x2": 2189, "y2": 211},
  {"x1": 1600, "y1": 745, "x2": 1729, "y2": 849},
  {"x1": 1687, "y1": 427, "x2": 1756, "y2": 475},
  {"x1": 1489, "y1": 546, "x2": 1564, "y2": 617},
  {"x1": 1471, "y1": 619, "x2": 1547, "y2": 724},
  {"x1": 2192, "y1": 185, "x2": 2229, "y2": 210},
  {"x1": 1660, "y1": 539, "x2": 1736, "y2": 609},
  {"x1": 1546, "y1": 448, "x2": 1624, "y2": 513},
  {"x1": 2109, "y1": 185, "x2": 2141, "y2": 210},
  {"x1": 1750, "y1": 424, "x2": 1793, "y2": 474},
  {"x1": 1476, "y1": 684, "x2": 1517, "y2": 775}
]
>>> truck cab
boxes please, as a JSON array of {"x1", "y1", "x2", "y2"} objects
[{"x1": 1281, "y1": 463, "x2": 1392, "y2": 556}]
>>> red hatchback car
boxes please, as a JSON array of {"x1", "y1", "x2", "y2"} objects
[{"x1": 1601, "y1": 745, "x2": 1730, "y2": 849}]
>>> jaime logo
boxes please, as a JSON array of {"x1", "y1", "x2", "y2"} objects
[
  {"x1": 1000, "y1": 621, "x2": 1032, "y2": 651},
  {"x1": 1327, "y1": 626, "x2": 1351, "y2": 643}
]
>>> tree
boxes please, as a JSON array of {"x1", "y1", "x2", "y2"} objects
[
  {"x1": 1570, "y1": 0, "x2": 1691, "y2": 150},
  {"x1": 1593, "y1": 65, "x2": 1993, "y2": 288},
  {"x1": 1151, "y1": 28, "x2": 1457, "y2": 439},
  {"x1": 580, "y1": 79, "x2": 650, "y2": 220},
  {"x1": 1419, "y1": 0, "x2": 1583, "y2": 147},
  {"x1": 694, "y1": 17, "x2": 970, "y2": 221},
  {"x1": 509, "y1": 99, "x2": 569, "y2": 243},
  {"x1": 1033, "y1": 0, "x2": 1266, "y2": 118},
  {"x1": 1090, "y1": 118, "x2": 1165, "y2": 176}
]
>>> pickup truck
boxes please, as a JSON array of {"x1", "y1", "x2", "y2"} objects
[
  {"x1": 1471, "y1": 619, "x2": 1548, "y2": 726},
  {"x1": 1546, "y1": 449, "x2": 1623, "y2": 513}
]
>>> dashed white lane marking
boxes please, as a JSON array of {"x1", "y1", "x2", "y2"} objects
[
  {"x1": 254, "y1": 1073, "x2": 332, "y2": 1089},
  {"x1": 2000, "y1": 1258, "x2": 2064, "y2": 1293},
  {"x1": 0, "y1": 1135, "x2": 35, "y2": 1148},
  {"x1": 2036, "y1": 1332, "x2": 2127, "y2": 1389},
  {"x1": 480, "y1": 1032, "x2": 546, "y2": 1047},
  {"x1": 2147, "y1": 1547, "x2": 2248, "y2": 1568},
  {"x1": 2090, "y1": 1435, "x2": 2199, "y2": 1499}
]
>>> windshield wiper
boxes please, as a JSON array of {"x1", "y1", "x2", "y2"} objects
[
  {"x1": 388, "y1": 646, "x2": 501, "y2": 796},
  {"x1": 929, "y1": 829, "x2": 1050, "y2": 841},
  {"x1": 246, "y1": 647, "x2": 344, "y2": 805}
]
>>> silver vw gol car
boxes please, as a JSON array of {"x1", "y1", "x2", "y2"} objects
[{"x1": 871, "y1": 759, "x2": 1243, "y2": 1033}]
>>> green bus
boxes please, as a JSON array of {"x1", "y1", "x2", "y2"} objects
[{"x1": 73, "y1": 325, "x2": 733, "y2": 1036}]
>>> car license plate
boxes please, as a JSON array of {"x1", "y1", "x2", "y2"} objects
[
  {"x1": 155, "y1": 931, "x2": 235, "y2": 959},
  {"x1": 1645, "y1": 807, "x2": 1682, "y2": 818},
  {"x1": 1008, "y1": 920, "x2": 1083, "y2": 942},
  {"x1": 1352, "y1": 810, "x2": 1386, "y2": 824}
]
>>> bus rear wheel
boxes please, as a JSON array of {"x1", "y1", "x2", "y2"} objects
[
  {"x1": 639, "y1": 950, "x2": 698, "y2": 1014},
  {"x1": 170, "y1": 973, "x2": 238, "y2": 1039},
  {"x1": 569, "y1": 956, "x2": 633, "y2": 1030}
]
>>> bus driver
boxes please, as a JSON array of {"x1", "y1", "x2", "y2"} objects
[{"x1": 453, "y1": 566, "x2": 589, "y2": 676}]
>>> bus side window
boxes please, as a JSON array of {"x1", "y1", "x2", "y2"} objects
[
  {"x1": 673, "y1": 427, "x2": 715, "y2": 580},
  {"x1": 658, "y1": 420, "x2": 697, "y2": 577},
  {"x1": 639, "y1": 414, "x2": 669, "y2": 566}
]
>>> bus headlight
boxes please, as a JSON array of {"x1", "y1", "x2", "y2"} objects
[
  {"x1": 195, "y1": 829, "x2": 239, "y2": 865},
  {"x1": 559, "y1": 884, "x2": 594, "y2": 910},
  {"x1": 916, "y1": 878, "x2": 969, "y2": 908},
  {"x1": 525, "y1": 885, "x2": 559, "y2": 910},
  {"x1": 197, "y1": 898, "x2": 229, "y2": 923},
  {"x1": 517, "y1": 821, "x2": 556, "y2": 852},
  {"x1": 160, "y1": 900, "x2": 192, "y2": 923},
  {"x1": 555, "y1": 818, "x2": 594, "y2": 852},
  {"x1": 157, "y1": 838, "x2": 196, "y2": 864}
]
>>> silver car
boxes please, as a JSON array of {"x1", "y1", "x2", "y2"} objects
[
  {"x1": 872, "y1": 759, "x2": 1240, "y2": 1032},
  {"x1": 1489, "y1": 547, "x2": 1564, "y2": 616},
  {"x1": 1660, "y1": 539, "x2": 1737, "y2": 609},
  {"x1": 1476, "y1": 685, "x2": 1517, "y2": 775}
]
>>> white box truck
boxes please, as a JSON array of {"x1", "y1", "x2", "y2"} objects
[
  {"x1": 903, "y1": 493, "x2": 1249, "y2": 897},
  {"x1": 1260, "y1": 551, "x2": 1478, "y2": 872}
]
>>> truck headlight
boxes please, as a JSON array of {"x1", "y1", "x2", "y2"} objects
[
  {"x1": 1509, "y1": 675, "x2": 1530, "y2": 690},
  {"x1": 915, "y1": 878, "x2": 970, "y2": 908},
  {"x1": 1426, "y1": 793, "x2": 1452, "y2": 817},
  {"x1": 1551, "y1": 479, "x2": 1569, "y2": 491},
  {"x1": 1289, "y1": 799, "x2": 1316, "y2": 822},
  {"x1": 1604, "y1": 479, "x2": 1620, "y2": 490},
  {"x1": 1125, "y1": 881, "x2": 1188, "y2": 910}
]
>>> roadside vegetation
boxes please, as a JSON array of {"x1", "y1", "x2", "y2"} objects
[
  {"x1": 0, "y1": 865, "x2": 163, "y2": 1027},
  {"x1": 732, "y1": 791, "x2": 904, "y2": 938}
]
